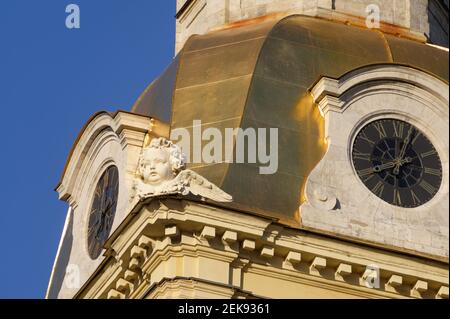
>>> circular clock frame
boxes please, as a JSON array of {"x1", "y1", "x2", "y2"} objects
[
  {"x1": 352, "y1": 118, "x2": 443, "y2": 208},
  {"x1": 87, "y1": 165, "x2": 119, "y2": 259}
]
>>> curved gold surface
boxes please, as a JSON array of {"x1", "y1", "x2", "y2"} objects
[{"x1": 131, "y1": 15, "x2": 449, "y2": 227}]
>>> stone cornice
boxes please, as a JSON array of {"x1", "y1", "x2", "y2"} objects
[
  {"x1": 311, "y1": 64, "x2": 449, "y2": 117},
  {"x1": 75, "y1": 198, "x2": 449, "y2": 299}
]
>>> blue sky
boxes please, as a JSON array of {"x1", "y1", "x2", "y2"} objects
[{"x1": 0, "y1": 1, "x2": 175, "y2": 298}]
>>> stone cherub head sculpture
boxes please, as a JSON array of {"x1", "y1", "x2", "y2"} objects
[
  {"x1": 132, "y1": 137, "x2": 232, "y2": 203},
  {"x1": 137, "y1": 137, "x2": 186, "y2": 186}
]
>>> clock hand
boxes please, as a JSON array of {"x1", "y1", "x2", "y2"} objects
[
  {"x1": 372, "y1": 157, "x2": 413, "y2": 174},
  {"x1": 95, "y1": 208, "x2": 108, "y2": 240},
  {"x1": 394, "y1": 126, "x2": 415, "y2": 175},
  {"x1": 399, "y1": 126, "x2": 414, "y2": 159},
  {"x1": 373, "y1": 161, "x2": 397, "y2": 173},
  {"x1": 95, "y1": 201, "x2": 115, "y2": 240}
]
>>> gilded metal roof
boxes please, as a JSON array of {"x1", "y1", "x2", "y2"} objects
[{"x1": 131, "y1": 15, "x2": 449, "y2": 227}]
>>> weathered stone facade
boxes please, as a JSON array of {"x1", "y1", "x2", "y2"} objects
[{"x1": 175, "y1": 0, "x2": 449, "y2": 53}]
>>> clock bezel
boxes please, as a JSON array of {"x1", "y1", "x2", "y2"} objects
[{"x1": 349, "y1": 112, "x2": 445, "y2": 210}]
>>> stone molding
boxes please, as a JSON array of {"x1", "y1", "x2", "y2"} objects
[{"x1": 75, "y1": 199, "x2": 449, "y2": 299}]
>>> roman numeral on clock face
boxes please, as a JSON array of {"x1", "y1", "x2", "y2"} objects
[
  {"x1": 421, "y1": 150, "x2": 437, "y2": 158},
  {"x1": 353, "y1": 149, "x2": 371, "y2": 161},
  {"x1": 357, "y1": 167, "x2": 375, "y2": 182},
  {"x1": 424, "y1": 167, "x2": 441, "y2": 176},
  {"x1": 357, "y1": 167, "x2": 374, "y2": 177},
  {"x1": 359, "y1": 132, "x2": 375, "y2": 145},
  {"x1": 372, "y1": 181, "x2": 384, "y2": 198},
  {"x1": 411, "y1": 131, "x2": 422, "y2": 145},
  {"x1": 393, "y1": 189, "x2": 402, "y2": 206},
  {"x1": 373, "y1": 122, "x2": 387, "y2": 139},
  {"x1": 410, "y1": 190, "x2": 421, "y2": 206},
  {"x1": 419, "y1": 180, "x2": 437, "y2": 195},
  {"x1": 392, "y1": 121, "x2": 404, "y2": 138}
]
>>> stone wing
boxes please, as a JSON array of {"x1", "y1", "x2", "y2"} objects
[{"x1": 176, "y1": 170, "x2": 233, "y2": 203}]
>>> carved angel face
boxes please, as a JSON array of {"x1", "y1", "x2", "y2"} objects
[{"x1": 139, "y1": 148, "x2": 174, "y2": 185}]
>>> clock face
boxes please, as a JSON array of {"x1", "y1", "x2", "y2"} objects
[
  {"x1": 352, "y1": 119, "x2": 442, "y2": 208},
  {"x1": 87, "y1": 166, "x2": 119, "y2": 259}
]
